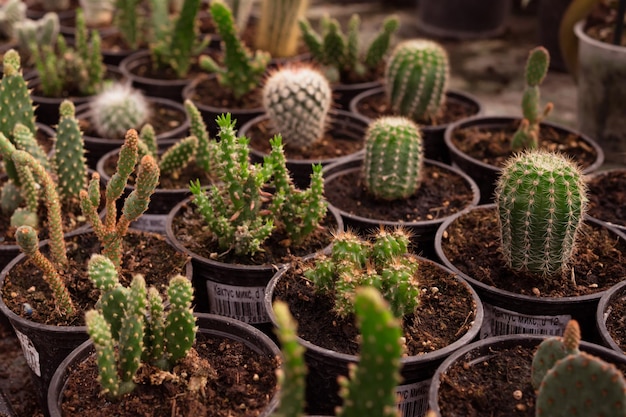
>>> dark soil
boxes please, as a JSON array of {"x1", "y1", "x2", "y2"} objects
[
  {"x1": 58, "y1": 334, "x2": 279, "y2": 417},
  {"x1": 586, "y1": 169, "x2": 626, "y2": 229},
  {"x1": 187, "y1": 75, "x2": 263, "y2": 112},
  {"x1": 439, "y1": 206, "x2": 626, "y2": 297},
  {"x1": 273, "y1": 257, "x2": 479, "y2": 356},
  {"x1": 449, "y1": 120, "x2": 599, "y2": 170},
  {"x1": 585, "y1": 1, "x2": 626, "y2": 46},
  {"x1": 128, "y1": 57, "x2": 206, "y2": 82},
  {"x1": 324, "y1": 163, "x2": 476, "y2": 223},
  {"x1": 1, "y1": 230, "x2": 190, "y2": 326},
  {"x1": 605, "y1": 287, "x2": 626, "y2": 354},
  {"x1": 353, "y1": 90, "x2": 480, "y2": 127},
  {"x1": 170, "y1": 200, "x2": 338, "y2": 266}
]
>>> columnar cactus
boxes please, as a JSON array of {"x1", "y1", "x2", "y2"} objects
[
  {"x1": 89, "y1": 82, "x2": 152, "y2": 139},
  {"x1": 262, "y1": 65, "x2": 332, "y2": 151},
  {"x1": 494, "y1": 150, "x2": 588, "y2": 277},
  {"x1": 14, "y1": 12, "x2": 59, "y2": 59},
  {"x1": 531, "y1": 320, "x2": 581, "y2": 389},
  {"x1": 199, "y1": 0, "x2": 271, "y2": 100},
  {"x1": 0, "y1": 0, "x2": 25, "y2": 39},
  {"x1": 384, "y1": 39, "x2": 449, "y2": 122},
  {"x1": 54, "y1": 101, "x2": 88, "y2": 202},
  {"x1": 0, "y1": 50, "x2": 37, "y2": 141},
  {"x1": 511, "y1": 46, "x2": 553, "y2": 151},
  {"x1": 362, "y1": 116, "x2": 424, "y2": 201},
  {"x1": 305, "y1": 228, "x2": 420, "y2": 318},
  {"x1": 255, "y1": 0, "x2": 309, "y2": 58},
  {"x1": 113, "y1": 0, "x2": 143, "y2": 49}
]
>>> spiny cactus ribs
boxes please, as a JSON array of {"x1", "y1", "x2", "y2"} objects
[{"x1": 90, "y1": 82, "x2": 151, "y2": 138}]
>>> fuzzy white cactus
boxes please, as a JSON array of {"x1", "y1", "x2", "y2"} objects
[{"x1": 89, "y1": 82, "x2": 151, "y2": 138}]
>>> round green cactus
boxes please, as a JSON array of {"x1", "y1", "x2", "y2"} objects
[
  {"x1": 362, "y1": 116, "x2": 424, "y2": 201},
  {"x1": 495, "y1": 150, "x2": 588, "y2": 277},
  {"x1": 384, "y1": 39, "x2": 449, "y2": 121},
  {"x1": 262, "y1": 65, "x2": 332, "y2": 151},
  {"x1": 89, "y1": 82, "x2": 151, "y2": 138}
]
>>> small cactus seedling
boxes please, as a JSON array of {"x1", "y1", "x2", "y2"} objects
[
  {"x1": 89, "y1": 82, "x2": 151, "y2": 139},
  {"x1": 494, "y1": 149, "x2": 587, "y2": 277},
  {"x1": 531, "y1": 319, "x2": 581, "y2": 389},
  {"x1": 384, "y1": 39, "x2": 449, "y2": 122},
  {"x1": 362, "y1": 116, "x2": 424, "y2": 201},
  {"x1": 262, "y1": 65, "x2": 332, "y2": 151},
  {"x1": 511, "y1": 46, "x2": 553, "y2": 151}
]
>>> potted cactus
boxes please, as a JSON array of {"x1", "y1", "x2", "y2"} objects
[
  {"x1": 264, "y1": 227, "x2": 484, "y2": 417},
  {"x1": 322, "y1": 115, "x2": 480, "y2": 260},
  {"x1": 443, "y1": 46, "x2": 604, "y2": 204},
  {"x1": 428, "y1": 319, "x2": 626, "y2": 417},
  {"x1": 0, "y1": 0, "x2": 26, "y2": 54},
  {"x1": 434, "y1": 148, "x2": 626, "y2": 342},
  {"x1": 46, "y1": 256, "x2": 280, "y2": 417},
  {"x1": 349, "y1": 38, "x2": 483, "y2": 163},
  {"x1": 239, "y1": 64, "x2": 370, "y2": 189}
]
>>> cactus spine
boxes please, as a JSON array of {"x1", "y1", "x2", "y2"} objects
[
  {"x1": 262, "y1": 65, "x2": 332, "y2": 151},
  {"x1": 385, "y1": 39, "x2": 449, "y2": 122},
  {"x1": 255, "y1": 0, "x2": 309, "y2": 58},
  {"x1": 362, "y1": 116, "x2": 424, "y2": 201},
  {"x1": 89, "y1": 82, "x2": 152, "y2": 138},
  {"x1": 494, "y1": 150, "x2": 587, "y2": 277}
]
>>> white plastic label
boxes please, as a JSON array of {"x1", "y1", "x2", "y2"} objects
[
  {"x1": 480, "y1": 303, "x2": 571, "y2": 339},
  {"x1": 131, "y1": 214, "x2": 167, "y2": 234},
  {"x1": 206, "y1": 281, "x2": 269, "y2": 324},
  {"x1": 395, "y1": 379, "x2": 431, "y2": 417},
  {"x1": 14, "y1": 328, "x2": 40, "y2": 376}
]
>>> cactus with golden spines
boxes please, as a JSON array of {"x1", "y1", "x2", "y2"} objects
[{"x1": 89, "y1": 82, "x2": 152, "y2": 139}]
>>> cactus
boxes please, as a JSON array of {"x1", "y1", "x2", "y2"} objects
[
  {"x1": 54, "y1": 101, "x2": 88, "y2": 202},
  {"x1": 255, "y1": 0, "x2": 310, "y2": 58},
  {"x1": 384, "y1": 39, "x2": 449, "y2": 122},
  {"x1": 304, "y1": 228, "x2": 420, "y2": 318},
  {"x1": 0, "y1": 50, "x2": 37, "y2": 143},
  {"x1": 494, "y1": 150, "x2": 588, "y2": 277},
  {"x1": 79, "y1": 0, "x2": 115, "y2": 27},
  {"x1": 137, "y1": 125, "x2": 199, "y2": 177},
  {"x1": 261, "y1": 65, "x2": 332, "y2": 151},
  {"x1": 511, "y1": 46, "x2": 554, "y2": 151},
  {"x1": 88, "y1": 82, "x2": 152, "y2": 139},
  {"x1": 0, "y1": 0, "x2": 26, "y2": 39},
  {"x1": 531, "y1": 320, "x2": 581, "y2": 389},
  {"x1": 164, "y1": 275, "x2": 197, "y2": 365},
  {"x1": 184, "y1": 99, "x2": 216, "y2": 174},
  {"x1": 362, "y1": 116, "x2": 424, "y2": 201},
  {"x1": 14, "y1": 12, "x2": 59, "y2": 60},
  {"x1": 112, "y1": 0, "x2": 144, "y2": 49},
  {"x1": 199, "y1": 0, "x2": 271, "y2": 100},
  {"x1": 298, "y1": 13, "x2": 399, "y2": 83}
]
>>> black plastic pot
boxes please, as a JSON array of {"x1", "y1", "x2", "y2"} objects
[
  {"x1": 239, "y1": 109, "x2": 370, "y2": 189},
  {"x1": 427, "y1": 333, "x2": 626, "y2": 416},
  {"x1": 264, "y1": 260, "x2": 484, "y2": 417},
  {"x1": 47, "y1": 312, "x2": 281, "y2": 417},
  {"x1": 333, "y1": 79, "x2": 382, "y2": 112},
  {"x1": 349, "y1": 86, "x2": 483, "y2": 163},
  {"x1": 596, "y1": 280, "x2": 626, "y2": 354},
  {"x1": 444, "y1": 115, "x2": 605, "y2": 204},
  {"x1": 322, "y1": 154, "x2": 480, "y2": 261},
  {"x1": 434, "y1": 204, "x2": 626, "y2": 343}
]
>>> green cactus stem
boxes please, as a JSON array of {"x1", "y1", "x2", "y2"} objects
[
  {"x1": 164, "y1": 275, "x2": 196, "y2": 367},
  {"x1": 362, "y1": 116, "x2": 424, "y2": 201},
  {"x1": 0, "y1": 0, "x2": 25, "y2": 39},
  {"x1": 89, "y1": 82, "x2": 151, "y2": 139},
  {"x1": 156, "y1": 135, "x2": 199, "y2": 176},
  {"x1": 144, "y1": 286, "x2": 166, "y2": 367},
  {"x1": 262, "y1": 65, "x2": 332, "y2": 151},
  {"x1": 255, "y1": 0, "x2": 309, "y2": 58},
  {"x1": 531, "y1": 320, "x2": 581, "y2": 389},
  {"x1": 184, "y1": 99, "x2": 215, "y2": 174},
  {"x1": 54, "y1": 101, "x2": 87, "y2": 202},
  {"x1": 384, "y1": 39, "x2": 449, "y2": 122},
  {"x1": 85, "y1": 309, "x2": 121, "y2": 396},
  {"x1": 0, "y1": 49, "x2": 37, "y2": 144},
  {"x1": 0, "y1": 132, "x2": 38, "y2": 218},
  {"x1": 495, "y1": 150, "x2": 588, "y2": 277},
  {"x1": 113, "y1": 0, "x2": 143, "y2": 49}
]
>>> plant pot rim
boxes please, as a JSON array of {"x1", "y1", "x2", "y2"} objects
[
  {"x1": 263, "y1": 258, "x2": 485, "y2": 368},
  {"x1": 443, "y1": 114, "x2": 605, "y2": 174},
  {"x1": 434, "y1": 203, "x2": 626, "y2": 304},
  {"x1": 119, "y1": 49, "x2": 194, "y2": 87},
  {"x1": 574, "y1": 19, "x2": 626, "y2": 53},
  {"x1": 322, "y1": 153, "x2": 481, "y2": 228},
  {"x1": 182, "y1": 74, "x2": 265, "y2": 115},
  {"x1": 596, "y1": 279, "x2": 626, "y2": 353}
]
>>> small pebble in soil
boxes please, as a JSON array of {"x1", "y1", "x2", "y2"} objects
[
  {"x1": 512, "y1": 390, "x2": 522, "y2": 400},
  {"x1": 27, "y1": 286, "x2": 35, "y2": 293},
  {"x1": 516, "y1": 403, "x2": 527, "y2": 412},
  {"x1": 532, "y1": 287, "x2": 541, "y2": 296}
]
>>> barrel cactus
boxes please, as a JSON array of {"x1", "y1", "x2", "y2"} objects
[
  {"x1": 494, "y1": 150, "x2": 587, "y2": 277},
  {"x1": 384, "y1": 39, "x2": 449, "y2": 122},
  {"x1": 262, "y1": 65, "x2": 332, "y2": 151},
  {"x1": 89, "y1": 82, "x2": 151, "y2": 138},
  {"x1": 362, "y1": 116, "x2": 424, "y2": 201}
]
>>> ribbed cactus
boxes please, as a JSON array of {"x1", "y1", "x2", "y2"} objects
[
  {"x1": 531, "y1": 319, "x2": 581, "y2": 389},
  {"x1": 262, "y1": 65, "x2": 332, "y2": 151},
  {"x1": 255, "y1": 0, "x2": 309, "y2": 58},
  {"x1": 305, "y1": 228, "x2": 420, "y2": 318},
  {"x1": 0, "y1": 0, "x2": 25, "y2": 39},
  {"x1": 199, "y1": 0, "x2": 271, "y2": 100},
  {"x1": 384, "y1": 39, "x2": 449, "y2": 122},
  {"x1": 494, "y1": 150, "x2": 588, "y2": 277},
  {"x1": 362, "y1": 116, "x2": 424, "y2": 201},
  {"x1": 511, "y1": 46, "x2": 554, "y2": 151},
  {"x1": 54, "y1": 101, "x2": 88, "y2": 202},
  {"x1": 89, "y1": 82, "x2": 152, "y2": 139},
  {"x1": 137, "y1": 123, "x2": 199, "y2": 177}
]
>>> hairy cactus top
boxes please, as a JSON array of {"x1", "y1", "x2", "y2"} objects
[{"x1": 89, "y1": 82, "x2": 151, "y2": 138}]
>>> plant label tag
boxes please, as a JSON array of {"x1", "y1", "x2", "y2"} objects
[
  {"x1": 130, "y1": 214, "x2": 167, "y2": 234},
  {"x1": 395, "y1": 379, "x2": 431, "y2": 417},
  {"x1": 14, "y1": 328, "x2": 40, "y2": 376},
  {"x1": 481, "y1": 303, "x2": 570, "y2": 339},
  {"x1": 206, "y1": 281, "x2": 269, "y2": 324}
]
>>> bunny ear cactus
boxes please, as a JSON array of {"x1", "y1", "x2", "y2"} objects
[
  {"x1": 54, "y1": 100, "x2": 88, "y2": 202},
  {"x1": 262, "y1": 65, "x2": 332, "y2": 151},
  {"x1": 362, "y1": 116, "x2": 424, "y2": 201},
  {"x1": 494, "y1": 150, "x2": 588, "y2": 277},
  {"x1": 511, "y1": 46, "x2": 554, "y2": 151},
  {"x1": 184, "y1": 99, "x2": 215, "y2": 174},
  {"x1": 89, "y1": 82, "x2": 152, "y2": 138},
  {"x1": 384, "y1": 39, "x2": 449, "y2": 122},
  {"x1": 531, "y1": 320, "x2": 581, "y2": 390}
]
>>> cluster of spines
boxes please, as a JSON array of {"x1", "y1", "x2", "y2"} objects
[
  {"x1": 89, "y1": 82, "x2": 151, "y2": 138},
  {"x1": 255, "y1": 0, "x2": 309, "y2": 58}
]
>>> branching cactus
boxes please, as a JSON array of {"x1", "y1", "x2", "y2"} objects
[
  {"x1": 89, "y1": 82, "x2": 152, "y2": 138},
  {"x1": 304, "y1": 228, "x2": 420, "y2": 318},
  {"x1": 298, "y1": 14, "x2": 399, "y2": 83},
  {"x1": 80, "y1": 129, "x2": 160, "y2": 268},
  {"x1": 511, "y1": 46, "x2": 554, "y2": 151},
  {"x1": 113, "y1": 0, "x2": 143, "y2": 49},
  {"x1": 0, "y1": 50, "x2": 37, "y2": 142},
  {"x1": 136, "y1": 123, "x2": 200, "y2": 179},
  {"x1": 0, "y1": 0, "x2": 25, "y2": 40},
  {"x1": 14, "y1": 12, "x2": 59, "y2": 60},
  {"x1": 199, "y1": 0, "x2": 271, "y2": 100},
  {"x1": 494, "y1": 150, "x2": 588, "y2": 277},
  {"x1": 255, "y1": 0, "x2": 309, "y2": 58},
  {"x1": 362, "y1": 116, "x2": 424, "y2": 201},
  {"x1": 262, "y1": 65, "x2": 332, "y2": 151},
  {"x1": 384, "y1": 39, "x2": 449, "y2": 122},
  {"x1": 184, "y1": 99, "x2": 216, "y2": 174},
  {"x1": 531, "y1": 320, "x2": 581, "y2": 389},
  {"x1": 54, "y1": 100, "x2": 88, "y2": 203}
]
